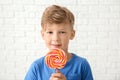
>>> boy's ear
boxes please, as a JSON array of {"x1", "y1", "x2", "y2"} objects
[
  {"x1": 41, "y1": 30, "x2": 45, "y2": 40},
  {"x1": 70, "y1": 30, "x2": 75, "y2": 40}
]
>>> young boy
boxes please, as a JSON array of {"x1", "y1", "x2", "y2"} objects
[{"x1": 24, "y1": 5, "x2": 93, "y2": 80}]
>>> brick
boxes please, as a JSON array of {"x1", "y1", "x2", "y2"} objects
[
  {"x1": 0, "y1": 67, "x2": 6, "y2": 75},
  {"x1": 78, "y1": 25, "x2": 97, "y2": 31},
  {"x1": 116, "y1": 74, "x2": 120, "y2": 80},
  {"x1": 107, "y1": 43, "x2": 120, "y2": 50},
  {"x1": 0, "y1": 41, "x2": 8, "y2": 50},
  {"x1": 0, "y1": 5, "x2": 2, "y2": 11},
  {"x1": 106, "y1": 50, "x2": 119, "y2": 56},
  {"x1": 0, "y1": 74, "x2": 15, "y2": 80},
  {"x1": 7, "y1": 66, "x2": 25, "y2": 74},
  {"x1": 26, "y1": 31, "x2": 36, "y2": 39},
  {"x1": 1, "y1": 37, "x2": 14, "y2": 45},
  {"x1": 56, "y1": 0, "x2": 76, "y2": 5},
  {"x1": 1, "y1": 62, "x2": 15, "y2": 70},
  {"x1": 14, "y1": 37, "x2": 35, "y2": 45},
  {"x1": 110, "y1": 5, "x2": 120, "y2": 12},
  {"x1": 77, "y1": 0, "x2": 99, "y2": 5},
  {"x1": 88, "y1": 44, "x2": 108, "y2": 50},
  {"x1": 88, "y1": 19, "x2": 109, "y2": 25},
  {"x1": 89, "y1": 32, "x2": 109, "y2": 38},
  {"x1": 76, "y1": 31, "x2": 88, "y2": 38},
  {"x1": 63, "y1": 6, "x2": 78, "y2": 15},
  {"x1": 0, "y1": 24, "x2": 14, "y2": 32},
  {"x1": 3, "y1": 5, "x2": 24, "y2": 12},
  {"x1": 15, "y1": 74, "x2": 25, "y2": 80},
  {"x1": 0, "y1": 18, "x2": 3, "y2": 24},
  {"x1": 0, "y1": 49, "x2": 15, "y2": 56},
  {"x1": 6, "y1": 42, "x2": 25, "y2": 50},
  {"x1": 25, "y1": 43, "x2": 41, "y2": 51},
  {"x1": 14, "y1": 18, "x2": 26, "y2": 25},
  {"x1": 34, "y1": 0, "x2": 55, "y2": 5},
  {"x1": 13, "y1": 0, "x2": 34, "y2": 5},
  {"x1": 96, "y1": 50, "x2": 107, "y2": 56},
  {"x1": 15, "y1": 11, "x2": 35, "y2": 18},
  {"x1": 109, "y1": 19, "x2": 120, "y2": 25},
  {"x1": 97, "y1": 5, "x2": 111, "y2": 13},
  {"x1": 0, "y1": 30, "x2": 4, "y2": 37},
  {"x1": 27, "y1": 55, "x2": 39, "y2": 63},
  {"x1": 14, "y1": 24, "x2": 35, "y2": 31},
  {"x1": 24, "y1": 5, "x2": 38, "y2": 12},
  {"x1": 35, "y1": 11, "x2": 43, "y2": 18},
  {"x1": 5, "y1": 30, "x2": 21, "y2": 37},
  {"x1": 109, "y1": 32, "x2": 119, "y2": 39},
  {"x1": 77, "y1": 18, "x2": 89, "y2": 25},
  {"x1": 15, "y1": 49, "x2": 36, "y2": 56},
  {"x1": 99, "y1": 0, "x2": 120, "y2": 5},
  {"x1": 0, "y1": 11, "x2": 14, "y2": 18},
  {"x1": 6, "y1": 55, "x2": 26, "y2": 62},
  {"x1": 99, "y1": 11, "x2": 120, "y2": 19},
  {"x1": 97, "y1": 25, "x2": 119, "y2": 32},
  {"x1": 0, "y1": 0, "x2": 12, "y2": 4},
  {"x1": 4, "y1": 18, "x2": 25, "y2": 25},
  {"x1": 25, "y1": 18, "x2": 39, "y2": 25}
]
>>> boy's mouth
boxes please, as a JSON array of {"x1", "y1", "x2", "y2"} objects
[{"x1": 51, "y1": 44, "x2": 62, "y2": 48}]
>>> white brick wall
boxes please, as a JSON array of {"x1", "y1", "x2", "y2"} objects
[{"x1": 0, "y1": 0, "x2": 120, "y2": 80}]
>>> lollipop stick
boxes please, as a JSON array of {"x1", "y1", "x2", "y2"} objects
[{"x1": 55, "y1": 68, "x2": 60, "y2": 73}]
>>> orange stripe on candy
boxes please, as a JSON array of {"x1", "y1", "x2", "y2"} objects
[{"x1": 45, "y1": 49, "x2": 67, "y2": 69}]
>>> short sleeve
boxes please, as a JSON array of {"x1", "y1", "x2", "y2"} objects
[
  {"x1": 24, "y1": 63, "x2": 38, "y2": 80},
  {"x1": 81, "y1": 59, "x2": 94, "y2": 80}
]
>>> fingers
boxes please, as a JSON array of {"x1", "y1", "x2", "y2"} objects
[
  {"x1": 49, "y1": 72, "x2": 66, "y2": 80},
  {"x1": 51, "y1": 73, "x2": 63, "y2": 78}
]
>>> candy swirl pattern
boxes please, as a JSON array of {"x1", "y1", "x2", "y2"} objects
[{"x1": 45, "y1": 49, "x2": 67, "y2": 69}]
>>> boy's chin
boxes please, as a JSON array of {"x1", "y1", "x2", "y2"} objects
[
  {"x1": 50, "y1": 47, "x2": 60, "y2": 50},
  {"x1": 49, "y1": 47, "x2": 62, "y2": 50}
]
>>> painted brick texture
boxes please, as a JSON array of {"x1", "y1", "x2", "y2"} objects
[{"x1": 0, "y1": 0, "x2": 120, "y2": 80}]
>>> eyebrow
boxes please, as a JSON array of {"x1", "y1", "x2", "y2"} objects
[{"x1": 46, "y1": 28, "x2": 66, "y2": 30}]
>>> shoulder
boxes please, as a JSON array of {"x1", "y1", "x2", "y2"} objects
[
  {"x1": 66, "y1": 53, "x2": 93, "y2": 80},
  {"x1": 72, "y1": 54, "x2": 93, "y2": 80},
  {"x1": 71, "y1": 53, "x2": 92, "y2": 72},
  {"x1": 33, "y1": 56, "x2": 45, "y2": 64},
  {"x1": 29, "y1": 56, "x2": 45, "y2": 70},
  {"x1": 72, "y1": 53, "x2": 88, "y2": 64}
]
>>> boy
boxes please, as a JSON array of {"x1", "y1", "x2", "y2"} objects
[{"x1": 24, "y1": 5, "x2": 93, "y2": 80}]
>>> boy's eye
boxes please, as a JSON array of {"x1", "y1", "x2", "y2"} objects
[
  {"x1": 47, "y1": 31, "x2": 53, "y2": 34},
  {"x1": 59, "y1": 31, "x2": 65, "y2": 34}
]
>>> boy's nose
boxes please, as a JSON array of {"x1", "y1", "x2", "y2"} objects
[{"x1": 52, "y1": 33, "x2": 59, "y2": 41}]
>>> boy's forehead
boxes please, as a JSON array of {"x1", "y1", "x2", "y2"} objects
[{"x1": 43, "y1": 23, "x2": 71, "y2": 30}]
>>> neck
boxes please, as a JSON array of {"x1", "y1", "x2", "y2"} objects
[{"x1": 66, "y1": 52, "x2": 72, "y2": 61}]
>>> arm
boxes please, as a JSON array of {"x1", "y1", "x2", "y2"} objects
[
  {"x1": 81, "y1": 59, "x2": 94, "y2": 80},
  {"x1": 24, "y1": 63, "x2": 38, "y2": 80}
]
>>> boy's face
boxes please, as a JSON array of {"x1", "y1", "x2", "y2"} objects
[{"x1": 41, "y1": 23, "x2": 75, "y2": 52}]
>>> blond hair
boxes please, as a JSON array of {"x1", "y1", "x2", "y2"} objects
[{"x1": 41, "y1": 5, "x2": 74, "y2": 29}]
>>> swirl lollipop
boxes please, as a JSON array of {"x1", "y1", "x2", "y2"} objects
[{"x1": 45, "y1": 48, "x2": 67, "y2": 69}]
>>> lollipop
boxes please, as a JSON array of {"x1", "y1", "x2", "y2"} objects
[{"x1": 45, "y1": 49, "x2": 67, "y2": 69}]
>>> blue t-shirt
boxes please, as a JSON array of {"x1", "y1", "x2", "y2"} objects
[{"x1": 24, "y1": 53, "x2": 93, "y2": 80}]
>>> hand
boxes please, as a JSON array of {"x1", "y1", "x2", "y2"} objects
[{"x1": 49, "y1": 72, "x2": 66, "y2": 80}]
